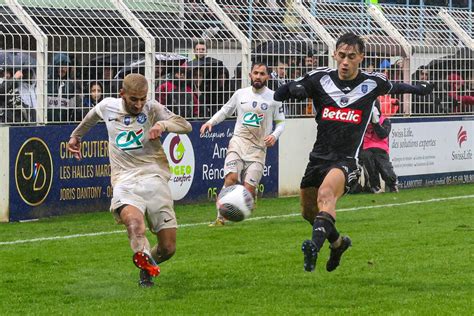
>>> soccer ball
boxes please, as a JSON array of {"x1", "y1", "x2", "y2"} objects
[{"x1": 216, "y1": 184, "x2": 254, "y2": 222}]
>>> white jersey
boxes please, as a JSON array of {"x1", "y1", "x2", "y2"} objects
[
  {"x1": 207, "y1": 86, "x2": 285, "y2": 163},
  {"x1": 71, "y1": 97, "x2": 192, "y2": 186}
]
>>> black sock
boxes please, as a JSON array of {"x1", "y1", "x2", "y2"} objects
[{"x1": 312, "y1": 211, "x2": 339, "y2": 251}]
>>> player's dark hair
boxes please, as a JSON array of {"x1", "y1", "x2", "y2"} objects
[
  {"x1": 336, "y1": 32, "x2": 365, "y2": 54},
  {"x1": 251, "y1": 62, "x2": 268, "y2": 73}
]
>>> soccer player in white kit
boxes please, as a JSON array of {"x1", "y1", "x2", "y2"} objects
[
  {"x1": 67, "y1": 74, "x2": 192, "y2": 287},
  {"x1": 200, "y1": 63, "x2": 285, "y2": 226}
]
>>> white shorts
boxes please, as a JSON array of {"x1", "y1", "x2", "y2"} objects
[
  {"x1": 110, "y1": 176, "x2": 177, "y2": 233},
  {"x1": 224, "y1": 151, "x2": 264, "y2": 188}
]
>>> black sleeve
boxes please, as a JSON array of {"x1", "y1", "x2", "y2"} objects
[
  {"x1": 274, "y1": 72, "x2": 316, "y2": 101},
  {"x1": 373, "y1": 118, "x2": 391, "y2": 139},
  {"x1": 390, "y1": 82, "x2": 433, "y2": 96}
]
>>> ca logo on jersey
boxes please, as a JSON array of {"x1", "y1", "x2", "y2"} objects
[
  {"x1": 116, "y1": 129, "x2": 144, "y2": 150},
  {"x1": 243, "y1": 112, "x2": 264, "y2": 127}
]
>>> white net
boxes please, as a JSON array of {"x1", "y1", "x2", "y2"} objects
[
  {"x1": 381, "y1": 5, "x2": 473, "y2": 115},
  {"x1": 0, "y1": 0, "x2": 473, "y2": 125},
  {"x1": 0, "y1": 1, "x2": 38, "y2": 124}
]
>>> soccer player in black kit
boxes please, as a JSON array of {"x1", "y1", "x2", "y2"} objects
[{"x1": 274, "y1": 33, "x2": 432, "y2": 272}]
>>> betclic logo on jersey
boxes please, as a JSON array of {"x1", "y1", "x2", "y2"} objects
[
  {"x1": 163, "y1": 133, "x2": 195, "y2": 200},
  {"x1": 15, "y1": 137, "x2": 53, "y2": 206},
  {"x1": 321, "y1": 106, "x2": 362, "y2": 124}
]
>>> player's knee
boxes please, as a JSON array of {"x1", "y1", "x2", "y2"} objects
[
  {"x1": 127, "y1": 217, "x2": 146, "y2": 236},
  {"x1": 317, "y1": 187, "x2": 337, "y2": 205},
  {"x1": 224, "y1": 173, "x2": 239, "y2": 186},
  {"x1": 160, "y1": 242, "x2": 176, "y2": 260}
]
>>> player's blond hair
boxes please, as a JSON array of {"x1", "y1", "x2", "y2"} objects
[{"x1": 122, "y1": 73, "x2": 148, "y2": 92}]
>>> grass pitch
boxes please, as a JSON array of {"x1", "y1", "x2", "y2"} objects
[{"x1": 1, "y1": 184, "x2": 473, "y2": 315}]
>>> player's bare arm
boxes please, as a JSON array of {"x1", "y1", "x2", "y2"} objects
[{"x1": 68, "y1": 107, "x2": 102, "y2": 160}]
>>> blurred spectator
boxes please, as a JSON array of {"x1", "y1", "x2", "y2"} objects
[
  {"x1": 412, "y1": 67, "x2": 443, "y2": 114},
  {"x1": 379, "y1": 94, "x2": 400, "y2": 117},
  {"x1": 0, "y1": 69, "x2": 37, "y2": 123},
  {"x1": 192, "y1": 39, "x2": 208, "y2": 62},
  {"x1": 303, "y1": 55, "x2": 315, "y2": 73},
  {"x1": 365, "y1": 61, "x2": 376, "y2": 73},
  {"x1": 156, "y1": 67, "x2": 197, "y2": 118},
  {"x1": 379, "y1": 59, "x2": 391, "y2": 77},
  {"x1": 71, "y1": 81, "x2": 104, "y2": 120},
  {"x1": 99, "y1": 66, "x2": 121, "y2": 98},
  {"x1": 48, "y1": 53, "x2": 76, "y2": 99},
  {"x1": 445, "y1": 73, "x2": 474, "y2": 113},
  {"x1": 47, "y1": 53, "x2": 76, "y2": 121},
  {"x1": 229, "y1": 62, "x2": 242, "y2": 92},
  {"x1": 206, "y1": 67, "x2": 232, "y2": 116},
  {"x1": 390, "y1": 58, "x2": 404, "y2": 82},
  {"x1": 269, "y1": 59, "x2": 288, "y2": 90},
  {"x1": 359, "y1": 104, "x2": 399, "y2": 193},
  {"x1": 192, "y1": 67, "x2": 205, "y2": 111}
]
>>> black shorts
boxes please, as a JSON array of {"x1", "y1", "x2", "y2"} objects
[{"x1": 300, "y1": 158, "x2": 361, "y2": 193}]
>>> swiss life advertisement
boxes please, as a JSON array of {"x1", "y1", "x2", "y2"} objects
[{"x1": 390, "y1": 117, "x2": 474, "y2": 188}]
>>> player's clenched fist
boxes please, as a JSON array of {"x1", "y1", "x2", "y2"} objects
[{"x1": 148, "y1": 123, "x2": 164, "y2": 140}]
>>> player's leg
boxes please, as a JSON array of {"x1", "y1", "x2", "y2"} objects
[
  {"x1": 314, "y1": 168, "x2": 352, "y2": 271},
  {"x1": 242, "y1": 161, "x2": 264, "y2": 202},
  {"x1": 301, "y1": 160, "x2": 356, "y2": 272},
  {"x1": 151, "y1": 228, "x2": 176, "y2": 264},
  {"x1": 299, "y1": 160, "x2": 323, "y2": 271},
  {"x1": 119, "y1": 205, "x2": 151, "y2": 256},
  {"x1": 210, "y1": 152, "x2": 243, "y2": 226},
  {"x1": 110, "y1": 181, "x2": 157, "y2": 276},
  {"x1": 118, "y1": 205, "x2": 160, "y2": 287},
  {"x1": 311, "y1": 168, "x2": 346, "y2": 253},
  {"x1": 374, "y1": 152, "x2": 398, "y2": 192},
  {"x1": 300, "y1": 187, "x2": 319, "y2": 224},
  {"x1": 144, "y1": 176, "x2": 178, "y2": 264},
  {"x1": 360, "y1": 149, "x2": 381, "y2": 192}
]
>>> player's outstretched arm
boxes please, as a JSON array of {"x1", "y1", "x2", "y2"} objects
[
  {"x1": 274, "y1": 82, "x2": 309, "y2": 101},
  {"x1": 390, "y1": 82, "x2": 433, "y2": 96},
  {"x1": 68, "y1": 107, "x2": 102, "y2": 160},
  {"x1": 151, "y1": 102, "x2": 192, "y2": 139}
]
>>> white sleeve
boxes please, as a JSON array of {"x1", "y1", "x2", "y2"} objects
[
  {"x1": 207, "y1": 91, "x2": 238, "y2": 126},
  {"x1": 271, "y1": 101, "x2": 285, "y2": 140}
]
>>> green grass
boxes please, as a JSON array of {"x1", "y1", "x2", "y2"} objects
[{"x1": 1, "y1": 184, "x2": 473, "y2": 315}]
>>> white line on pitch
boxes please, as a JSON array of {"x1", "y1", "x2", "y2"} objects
[{"x1": 1, "y1": 194, "x2": 473, "y2": 246}]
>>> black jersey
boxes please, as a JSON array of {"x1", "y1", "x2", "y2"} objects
[{"x1": 297, "y1": 68, "x2": 392, "y2": 161}]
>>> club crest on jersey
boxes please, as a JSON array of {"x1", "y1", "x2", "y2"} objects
[
  {"x1": 116, "y1": 129, "x2": 144, "y2": 150},
  {"x1": 361, "y1": 85, "x2": 368, "y2": 93},
  {"x1": 243, "y1": 112, "x2": 264, "y2": 127},
  {"x1": 321, "y1": 106, "x2": 362, "y2": 124},
  {"x1": 137, "y1": 113, "x2": 147, "y2": 124},
  {"x1": 123, "y1": 116, "x2": 131, "y2": 126},
  {"x1": 340, "y1": 96, "x2": 349, "y2": 106}
]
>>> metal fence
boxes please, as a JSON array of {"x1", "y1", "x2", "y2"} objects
[{"x1": 0, "y1": 0, "x2": 473, "y2": 125}]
